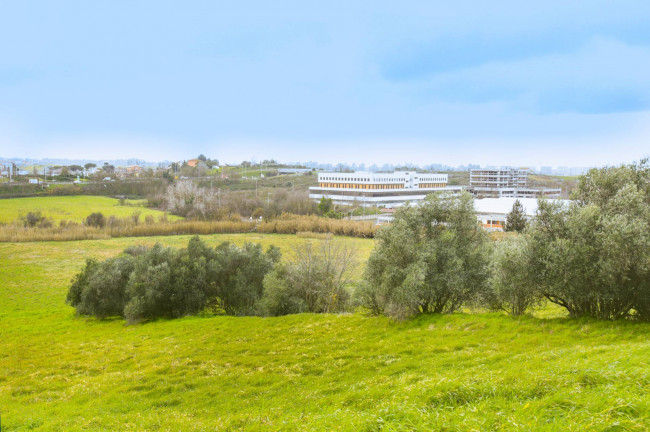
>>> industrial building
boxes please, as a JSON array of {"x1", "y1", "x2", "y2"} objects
[
  {"x1": 469, "y1": 168, "x2": 561, "y2": 199},
  {"x1": 376, "y1": 197, "x2": 571, "y2": 231},
  {"x1": 309, "y1": 171, "x2": 463, "y2": 207}
]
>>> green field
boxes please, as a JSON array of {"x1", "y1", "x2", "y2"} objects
[
  {"x1": 0, "y1": 196, "x2": 181, "y2": 224},
  {"x1": 1, "y1": 234, "x2": 649, "y2": 430}
]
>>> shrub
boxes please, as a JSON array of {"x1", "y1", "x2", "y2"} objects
[
  {"x1": 66, "y1": 255, "x2": 136, "y2": 318},
  {"x1": 485, "y1": 236, "x2": 544, "y2": 315},
  {"x1": 67, "y1": 236, "x2": 282, "y2": 322},
  {"x1": 206, "y1": 242, "x2": 281, "y2": 316},
  {"x1": 124, "y1": 243, "x2": 207, "y2": 322},
  {"x1": 85, "y1": 212, "x2": 106, "y2": 228},
  {"x1": 260, "y1": 239, "x2": 357, "y2": 315},
  {"x1": 22, "y1": 211, "x2": 48, "y2": 228},
  {"x1": 361, "y1": 193, "x2": 490, "y2": 319},
  {"x1": 259, "y1": 266, "x2": 306, "y2": 316}
]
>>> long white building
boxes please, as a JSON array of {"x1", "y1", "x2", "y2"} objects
[
  {"x1": 376, "y1": 197, "x2": 571, "y2": 231},
  {"x1": 309, "y1": 171, "x2": 463, "y2": 207}
]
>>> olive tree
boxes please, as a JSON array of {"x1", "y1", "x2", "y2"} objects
[
  {"x1": 528, "y1": 162, "x2": 650, "y2": 320},
  {"x1": 66, "y1": 254, "x2": 136, "y2": 318},
  {"x1": 486, "y1": 235, "x2": 543, "y2": 315},
  {"x1": 361, "y1": 192, "x2": 490, "y2": 319}
]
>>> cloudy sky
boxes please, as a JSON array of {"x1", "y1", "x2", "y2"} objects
[{"x1": 1, "y1": 1, "x2": 649, "y2": 166}]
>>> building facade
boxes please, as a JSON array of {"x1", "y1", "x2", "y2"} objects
[
  {"x1": 309, "y1": 171, "x2": 462, "y2": 207},
  {"x1": 469, "y1": 168, "x2": 561, "y2": 199}
]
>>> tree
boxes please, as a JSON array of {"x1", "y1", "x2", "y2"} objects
[
  {"x1": 527, "y1": 167, "x2": 650, "y2": 320},
  {"x1": 485, "y1": 236, "x2": 543, "y2": 315},
  {"x1": 260, "y1": 239, "x2": 357, "y2": 315},
  {"x1": 198, "y1": 154, "x2": 207, "y2": 161},
  {"x1": 318, "y1": 197, "x2": 333, "y2": 216},
  {"x1": 84, "y1": 163, "x2": 97, "y2": 170},
  {"x1": 361, "y1": 193, "x2": 490, "y2": 319},
  {"x1": 504, "y1": 199, "x2": 527, "y2": 232}
]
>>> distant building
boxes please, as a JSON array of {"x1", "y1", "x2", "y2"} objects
[
  {"x1": 474, "y1": 197, "x2": 562, "y2": 231},
  {"x1": 309, "y1": 171, "x2": 462, "y2": 207},
  {"x1": 186, "y1": 159, "x2": 207, "y2": 169},
  {"x1": 278, "y1": 168, "x2": 312, "y2": 174},
  {"x1": 469, "y1": 168, "x2": 561, "y2": 199},
  {"x1": 375, "y1": 197, "x2": 571, "y2": 231}
]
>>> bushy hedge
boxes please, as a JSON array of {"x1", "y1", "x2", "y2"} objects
[{"x1": 67, "y1": 236, "x2": 281, "y2": 322}]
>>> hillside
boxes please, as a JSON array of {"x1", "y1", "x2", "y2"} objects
[{"x1": 1, "y1": 234, "x2": 649, "y2": 431}]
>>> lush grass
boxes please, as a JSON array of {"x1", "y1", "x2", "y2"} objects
[
  {"x1": 0, "y1": 196, "x2": 180, "y2": 224},
  {"x1": 1, "y1": 234, "x2": 649, "y2": 430}
]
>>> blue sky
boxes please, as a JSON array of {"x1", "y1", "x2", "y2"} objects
[{"x1": 1, "y1": 1, "x2": 649, "y2": 166}]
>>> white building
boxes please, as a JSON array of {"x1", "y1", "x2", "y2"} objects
[
  {"x1": 469, "y1": 168, "x2": 561, "y2": 199},
  {"x1": 375, "y1": 197, "x2": 571, "y2": 231},
  {"x1": 309, "y1": 171, "x2": 463, "y2": 207},
  {"x1": 473, "y1": 197, "x2": 568, "y2": 231}
]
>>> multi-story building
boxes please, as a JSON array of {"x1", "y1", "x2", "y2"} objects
[
  {"x1": 309, "y1": 171, "x2": 462, "y2": 207},
  {"x1": 469, "y1": 167, "x2": 561, "y2": 198}
]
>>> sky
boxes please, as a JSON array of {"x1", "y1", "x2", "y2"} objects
[{"x1": 1, "y1": 1, "x2": 649, "y2": 167}]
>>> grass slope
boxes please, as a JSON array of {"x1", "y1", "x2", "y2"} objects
[
  {"x1": 1, "y1": 234, "x2": 649, "y2": 431},
  {"x1": 0, "y1": 195, "x2": 181, "y2": 224}
]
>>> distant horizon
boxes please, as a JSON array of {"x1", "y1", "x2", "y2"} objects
[{"x1": 0, "y1": 154, "x2": 626, "y2": 174}]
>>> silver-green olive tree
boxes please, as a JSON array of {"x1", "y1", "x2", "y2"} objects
[
  {"x1": 361, "y1": 192, "x2": 490, "y2": 319},
  {"x1": 528, "y1": 160, "x2": 650, "y2": 320},
  {"x1": 486, "y1": 235, "x2": 544, "y2": 316}
]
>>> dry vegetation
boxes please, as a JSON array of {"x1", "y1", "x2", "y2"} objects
[{"x1": 0, "y1": 214, "x2": 377, "y2": 242}]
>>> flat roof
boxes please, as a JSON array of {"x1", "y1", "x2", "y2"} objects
[{"x1": 473, "y1": 197, "x2": 570, "y2": 216}]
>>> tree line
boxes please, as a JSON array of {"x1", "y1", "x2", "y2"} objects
[
  {"x1": 359, "y1": 159, "x2": 650, "y2": 321},
  {"x1": 67, "y1": 160, "x2": 650, "y2": 322}
]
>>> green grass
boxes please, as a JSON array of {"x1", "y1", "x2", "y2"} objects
[
  {"x1": 0, "y1": 195, "x2": 181, "y2": 224},
  {"x1": 1, "y1": 234, "x2": 649, "y2": 430}
]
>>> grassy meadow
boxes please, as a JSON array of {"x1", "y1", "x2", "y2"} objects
[
  {"x1": 1, "y1": 233, "x2": 650, "y2": 430},
  {"x1": 0, "y1": 196, "x2": 180, "y2": 224}
]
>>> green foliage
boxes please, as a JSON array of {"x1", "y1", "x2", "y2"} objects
[
  {"x1": 486, "y1": 236, "x2": 544, "y2": 315},
  {"x1": 206, "y1": 242, "x2": 281, "y2": 316},
  {"x1": 66, "y1": 255, "x2": 136, "y2": 318},
  {"x1": 504, "y1": 199, "x2": 527, "y2": 232},
  {"x1": 66, "y1": 236, "x2": 281, "y2": 322},
  {"x1": 362, "y1": 193, "x2": 490, "y2": 319},
  {"x1": 260, "y1": 240, "x2": 357, "y2": 316},
  {"x1": 528, "y1": 161, "x2": 650, "y2": 320},
  {"x1": 318, "y1": 197, "x2": 333, "y2": 215},
  {"x1": 259, "y1": 266, "x2": 307, "y2": 316}
]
